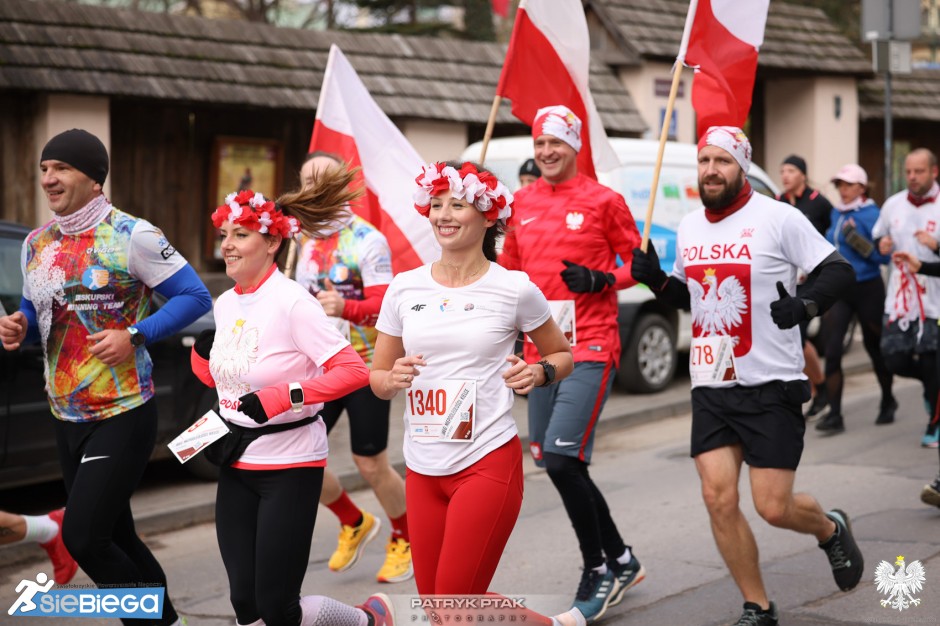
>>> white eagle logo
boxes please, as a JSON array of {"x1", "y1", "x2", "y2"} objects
[
  {"x1": 688, "y1": 268, "x2": 747, "y2": 336},
  {"x1": 210, "y1": 319, "x2": 259, "y2": 396},
  {"x1": 874, "y1": 555, "x2": 926, "y2": 611},
  {"x1": 565, "y1": 212, "x2": 584, "y2": 230}
]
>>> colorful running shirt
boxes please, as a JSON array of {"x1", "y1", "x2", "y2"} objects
[
  {"x1": 295, "y1": 215, "x2": 392, "y2": 365},
  {"x1": 21, "y1": 203, "x2": 187, "y2": 422},
  {"x1": 210, "y1": 268, "x2": 349, "y2": 466},
  {"x1": 673, "y1": 194, "x2": 834, "y2": 387},
  {"x1": 872, "y1": 191, "x2": 940, "y2": 322},
  {"x1": 376, "y1": 262, "x2": 551, "y2": 476}
]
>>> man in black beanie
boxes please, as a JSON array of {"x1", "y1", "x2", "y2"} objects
[
  {"x1": 776, "y1": 154, "x2": 834, "y2": 421},
  {"x1": 518, "y1": 157, "x2": 541, "y2": 188},
  {"x1": 0, "y1": 128, "x2": 212, "y2": 626},
  {"x1": 40, "y1": 128, "x2": 110, "y2": 186}
]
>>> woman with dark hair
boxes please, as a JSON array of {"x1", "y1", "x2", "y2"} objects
[
  {"x1": 370, "y1": 161, "x2": 582, "y2": 625},
  {"x1": 190, "y1": 169, "x2": 394, "y2": 626}
]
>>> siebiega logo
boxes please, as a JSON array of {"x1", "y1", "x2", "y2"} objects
[{"x1": 8, "y1": 573, "x2": 164, "y2": 619}]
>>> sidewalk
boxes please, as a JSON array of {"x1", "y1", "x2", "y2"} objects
[{"x1": 1, "y1": 345, "x2": 874, "y2": 568}]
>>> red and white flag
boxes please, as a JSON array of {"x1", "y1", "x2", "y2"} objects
[
  {"x1": 496, "y1": 0, "x2": 618, "y2": 179},
  {"x1": 310, "y1": 45, "x2": 437, "y2": 273},
  {"x1": 492, "y1": 0, "x2": 509, "y2": 18},
  {"x1": 680, "y1": 0, "x2": 770, "y2": 136}
]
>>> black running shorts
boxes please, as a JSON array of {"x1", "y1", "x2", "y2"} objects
[
  {"x1": 690, "y1": 380, "x2": 810, "y2": 470},
  {"x1": 319, "y1": 385, "x2": 391, "y2": 457}
]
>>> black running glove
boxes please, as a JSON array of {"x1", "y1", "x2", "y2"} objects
[
  {"x1": 630, "y1": 246, "x2": 668, "y2": 291},
  {"x1": 561, "y1": 260, "x2": 614, "y2": 293},
  {"x1": 770, "y1": 281, "x2": 806, "y2": 330},
  {"x1": 194, "y1": 329, "x2": 215, "y2": 360},
  {"x1": 237, "y1": 392, "x2": 269, "y2": 424}
]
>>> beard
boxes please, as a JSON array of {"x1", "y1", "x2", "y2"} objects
[
  {"x1": 909, "y1": 179, "x2": 934, "y2": 197},
  {"x1": 699, "y1": 171, "x2": 746, "y2": 209}
]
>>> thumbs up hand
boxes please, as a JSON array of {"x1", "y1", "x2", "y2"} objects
[
  {"x1": 316, "y1": 278, "x2": 346, "y2": 317},
  {"x1": 769, "y1": 281, "x2": 805, "y2": 330}
]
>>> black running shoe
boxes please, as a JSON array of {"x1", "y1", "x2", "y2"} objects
[
  {"x1": 815, "y1": 413, "x2": 844, "y2": 435},
  {"x1": 804, "y1": 390, "x2": 828, "y2": 421},
  {"x1": 875, "y1": 398, "x2": 898, "y2": 425},
  {"x1": 819, "y1": 509, "x2": 864, "y2": 591},
  {"x1": 733, "y1": 602, "x2": 778, "y2": 626}
]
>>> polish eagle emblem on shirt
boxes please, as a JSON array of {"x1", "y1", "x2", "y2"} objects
[
  {"x1": 688, "y1": 268, "x2": 748, "y2": 337},
  {"x1": 874, "y1": 555, "x2": 926, "y2": 611},
  {"x1": 210, "y1": 319, "x2": 259, "y2": 396}
]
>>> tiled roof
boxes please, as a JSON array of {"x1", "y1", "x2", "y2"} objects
[
  {"x1": 0, "y1": 0, "x2": 647, "y2": 134},
  {"x1": 859, "y1": 70, "x2": 940, "y2": 121},
  {"x1": 587, "y1": 0, "x2": 871, "y2": 76}
]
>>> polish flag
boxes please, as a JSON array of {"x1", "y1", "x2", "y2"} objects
[
  {"x1": 680, "y1": 0, "x2": 770, "y2": 137},
  {"x1": 309, "y1": 45, "x2": 438, "y2": 273},
  {"x1": 492, "y1": 0, "x2": 509, "y2": 18},
  {"x1": 495, "y1": 0, "x2": 618, "y2": 179}
]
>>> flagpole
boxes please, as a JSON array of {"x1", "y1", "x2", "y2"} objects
[
  {"x1": 283, "y1": 238, "x2": 298, "y2": 279},
  {"x1": 479, "y1": 94, "x2": 502, "y2": 163},
  {"x1": 641, "y1": 0, "x2": 698, "y2": 252}
]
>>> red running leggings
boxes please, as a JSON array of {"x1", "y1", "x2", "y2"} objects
[{"x1": 407, "y1": 437, "x2": 552, "y2": 624}]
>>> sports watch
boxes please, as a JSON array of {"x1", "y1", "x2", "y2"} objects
[
  {"x1": 127, "y1": 326, "x2": 146, "y2": 347},
  {"x1": 288, "y1": 382, "x2": 304, "y2": 413},
  {"x1": 801, "y1": 299, "x2": 819, "y2": 319},
  {"x1": 537, "y1": 360, "x2": 557, "y2": 387}
]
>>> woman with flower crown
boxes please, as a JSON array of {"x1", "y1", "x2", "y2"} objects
[
  {"x1": 189, "y1": 168, "x2": 395, "y2": 626},
  {"x1": 370, "y1": 161, "x2": 582, "y2": 625}
]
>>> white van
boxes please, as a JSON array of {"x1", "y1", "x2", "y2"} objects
[{"x1": 460, "y1": 136, "x2": 780, "y2": 393}]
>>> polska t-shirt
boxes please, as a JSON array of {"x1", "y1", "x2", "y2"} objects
[
  {"x1": 673, "y1": 194, "x2": 833, "y2": 387},
  {"x1": 376, "y1": 262, "x2": 551, "y2": 476}
]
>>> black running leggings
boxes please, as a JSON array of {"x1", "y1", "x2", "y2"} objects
[
  {"x1": 821, "y1": 277, "x2": 894, "y2": 417},
  {"x1": 216, "y1": 465, "x2": 323, "y2": 626},
  {"x1": 543, "y1": 452, "x2": 627, "y2": 569},
  {"x1": 54, "y1": 401, "x2": 178, "y2": 626}
]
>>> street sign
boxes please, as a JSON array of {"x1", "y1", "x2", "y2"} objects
[
  {"x1": 872, "y1": 40, "x2": 913, "y2": 74},
  {"x1": 862, "y1": 0, "x2": 921, "y2": 41}
]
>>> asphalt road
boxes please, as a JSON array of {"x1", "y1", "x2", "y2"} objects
[{"x1": 2, "y1": 354, "x2": 939, "y2": 625}]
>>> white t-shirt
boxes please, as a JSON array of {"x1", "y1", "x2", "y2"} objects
[
  {"x1": 376, "y1": 262, "x2": 552, "y2": 475},
  {"x1": 210, "y1": 269, "x2": 349, "y2": 466},
  {"x1": 673, "y1": 194, "x2": 834, "y2": 387},
  {"x1": 872, "y1": 191, "x2": 940, "y2": 320}
]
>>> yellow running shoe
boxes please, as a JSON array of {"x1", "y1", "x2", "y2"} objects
[
  {"x1": 376, "y1": 537, "x2": 414, "y2": 583},
  {"x1": 328, "y1": 510, "x2": 381, "y2": 572}
]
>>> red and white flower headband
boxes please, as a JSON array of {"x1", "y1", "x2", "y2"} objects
[
  {"x1": 413, "y1": 162, "x2": 513, "y2": 222},
  {"x1": 211, "y1": 189, "x2": 300, "y2": 239}
]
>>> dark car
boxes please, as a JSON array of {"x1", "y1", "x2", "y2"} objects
[{"x1": 0, "y1": 220, "x2": 219, "y2": 488}]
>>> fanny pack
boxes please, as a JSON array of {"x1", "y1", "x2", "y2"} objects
[{"x1": 204, "y1": 415, "x2": 318, "y2": 467}]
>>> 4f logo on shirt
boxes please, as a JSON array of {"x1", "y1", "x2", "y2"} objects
[
  {"x1": 411, "y1": 304, "x2": 426, "y2": 312},
  {"x1": 740, "y1": 228, "x2": 754, "y2": 238}
]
